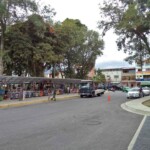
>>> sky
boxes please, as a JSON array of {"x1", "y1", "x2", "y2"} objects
[{"x1": 41, "y1": 0, "x2": 134, "y2": 69}]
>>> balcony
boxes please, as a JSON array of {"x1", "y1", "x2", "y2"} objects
[
  {"x1": 136, "y1": 78, "x2": 150, "y2": 81},
  {"x1": 122, "y1": 73, "x2": 135, "y2": 76},
  {"x1": 136, "y1": 71, "x2": 150, "y2": 76}
]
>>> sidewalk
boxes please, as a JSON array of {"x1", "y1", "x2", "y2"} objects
[
  {"x1": 0, "y1": 93, "x2": 80, "y2": 109},
  {"x1": 121, "y1": 96, "x2": 150, "y2": 150}
]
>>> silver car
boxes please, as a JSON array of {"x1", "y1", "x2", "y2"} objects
[
  {"x1": 142, "y1": 87, "x2": 150, "y2": 96},
  {"x1": 127, "y1": 87, "x2": 144, "y2": 99}
]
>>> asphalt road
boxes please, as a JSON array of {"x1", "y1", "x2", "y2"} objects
[{"x1": 0, "y1": 91, "x2": 143, "y2": 150}]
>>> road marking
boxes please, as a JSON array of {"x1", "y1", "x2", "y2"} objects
[{"x1": 128, "y1": 115, "x2": 147, "y2": 150}]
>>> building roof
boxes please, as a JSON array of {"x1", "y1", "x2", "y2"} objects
[
  {"x1": 101, "y1": 68, "x2": 122, "y2": 71},
  {"x1": 101, "y1": 67, "x2": 135, "y2": 71},
  {"x1": 122, "y1": 67, "x2": 135, "y2": 70},
  {"x1": 0, "y1": 76, "x2": 82, "y2": 84}
]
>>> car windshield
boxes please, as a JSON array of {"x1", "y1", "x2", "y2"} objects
[{"x1": 143, "y1": 87, "x2": 150, "y2": 90}]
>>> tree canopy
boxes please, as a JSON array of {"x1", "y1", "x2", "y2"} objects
[
  {"x1": 0, "y1": 0, "x2": 38, "y2": 74},
  {"x1": 0, "y1": 0, "x2": 56, "y2": 75},
  {"x1": 3, "y1": 16, "x2": 104, "y2": 78},
  {"x1": 4, "y1": 14, "x2": 59, "y2": 76},
  {"x1": 92, "y1": 69, "x2": 106, "y2": 83},
  {"x1": 1, "y1": 1, "x2": 104, "y2": 78},
  {"x1": 60, "y1": 19, "x2": 104, "y2": 79},
  {"x1": 98, "y1": 0, "x2": 150, "y2": 64}
]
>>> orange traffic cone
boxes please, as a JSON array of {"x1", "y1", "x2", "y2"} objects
[{"x1": 108, "y1": 95, "x2": 111, "y2": 102}]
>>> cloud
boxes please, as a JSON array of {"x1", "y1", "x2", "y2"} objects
[{"x1": 95, "y1": 60, "x2": 134, "y2": 69}]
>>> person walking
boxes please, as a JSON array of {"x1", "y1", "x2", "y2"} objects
[
  {"x1": 19, "y1": 87, "x2": 23, "y2": 101},
  {"x1": 47, "y1": 88, "x2": 51, "y2": 101},
  {"x1": 139, "y1": 86, "x2": 143, "y2": 97},
  {"x1": 51, "y1": 88, "x2": 56, "y2": 101}
]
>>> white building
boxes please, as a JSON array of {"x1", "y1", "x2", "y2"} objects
[
  {"x1": 101, "y1": 68, "x2": 122, "y2": 84},
  {"x1": 101, "y1": 67, "x2": 137, "y2": 87}
]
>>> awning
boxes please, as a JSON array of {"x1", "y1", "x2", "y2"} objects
[{"x1": 0, "y1": 76, "x2": 82, "y2": 84}]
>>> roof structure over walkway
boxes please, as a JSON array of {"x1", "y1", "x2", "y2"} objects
[{"x1": 0, "y1": 76, "x2": 82, "y2": 84}]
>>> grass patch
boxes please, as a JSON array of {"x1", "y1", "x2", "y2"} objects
[{"x1": 142, "y1": 100, "x2": 150, "y2": 107}]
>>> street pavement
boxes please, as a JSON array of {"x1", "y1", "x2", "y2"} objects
[
  {"x1": 0, "y1": 91, "x2": 150, "y2": 150},
  {"x1": 121, "y1": 96, "x2": 150, "y2": 150},
  {"x1": 132, "y1": 116, "x2": 150, "y2": 150}
]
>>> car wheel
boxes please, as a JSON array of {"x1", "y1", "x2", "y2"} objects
[{"x1": 97, "y1": 93, "x2": 101, "y2": 96}]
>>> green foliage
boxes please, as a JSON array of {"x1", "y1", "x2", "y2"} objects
[
  {"x1": 98, "y1": 0, "x2": 150, "y2": 64},
  {"x1": 4, "y1": 14, "x2": 57, "y2": 76},
  {"x1": 92, "y1": 69, "x2": 106, "y2": 83},
  {"x1": 0, "y1": 0, "x2": 38, "y2": 74},
  {"x1": 75, "y1": 30, "x2": 104, "y2": 79},
  {"x1": 0, "y1": 0, "x2": 37, "y2": 25},
  {"x1": 2, "y1": 3, "x2": 104, "y2": 78},
  {"x1": 60, "y1": 19, "x2": 104, "y2": 79}
]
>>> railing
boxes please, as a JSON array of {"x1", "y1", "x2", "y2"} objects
[{"x1": 136, "y1": 79, "x2": 150, "y2": 81}]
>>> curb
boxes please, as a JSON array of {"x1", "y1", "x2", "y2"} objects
[
  {"x1": 121, "y1": 103, "x2": 150, "y2": 116},
  {"x1": 0, "y1": 95, "x2": 80, "y2": 109},
  {"x1": 128, "y1": 116, "x2": 147, "y2": 150},
  {"x1": 121, "y1": 96, "x2": 150, "y2": 116},
  {"x1": 0, "y1": 99, "x2": 48, "y2": 109}
]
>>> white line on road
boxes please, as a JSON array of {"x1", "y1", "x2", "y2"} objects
[{"x1": 128, "y1": 115, "x2": 147, "y2": 150}]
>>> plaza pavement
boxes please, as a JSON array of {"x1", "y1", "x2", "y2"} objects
[{"x1": 0, "y1": 93, "x2": 150, "y2": 150}]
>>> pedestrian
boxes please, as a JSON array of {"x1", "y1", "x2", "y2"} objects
[
  {"x1": 47, "y1": 88, "x2": 51, "y2": 101},
  {"x1": 19, "y1": 87, "x2": 23, "y2": 101},
  {"x1": 51, "y1": 88, "x2": 56, "y2": 101},
  {"x1": 139, "y1": 86, "x2": 143, "y2": 97},
  {"x1": 67, "y1": 86, "x2": 70, "y2": 93}
]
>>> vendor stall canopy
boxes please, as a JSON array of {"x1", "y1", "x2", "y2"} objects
[{"x1": 0, "y1": 76, "x2": 82, "y2": 84}]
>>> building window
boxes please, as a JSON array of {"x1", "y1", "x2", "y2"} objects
[
  {"x1": 123, "y1": 70, "x2": 128, "y2": 73},
  {"x1": 114, "y1": 75, "x2": 119, "y2": 78},
  {"x1": 143, "y1": 75, "x2": 150, "y2": 79}
]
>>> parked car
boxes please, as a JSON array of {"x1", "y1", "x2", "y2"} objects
[
  {"x1": 122, "y1": 86, "x2": 131, "y2": 92},
  {"x1": 142, "y1": 87, "x2": 150, "y2": 96},
  {"x1": 79, "y1": 86, "x2": 105, "y2": 98},
  {"x1": 108, "y1": 87, "x2": 116, "y2": 92},
  {"x1": 127, "y1": 87, "x2": 144, "y2": 99},
  {"x1": 112, "y1": 85, "x2": 122, "y2": 91}
]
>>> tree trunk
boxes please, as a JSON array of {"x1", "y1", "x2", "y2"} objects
[
  {"x1": 0, "y1": 29, "x2": 4, "y2": 75},
  {"x1": 52, "y1": 63, "x2": 55, "y2": 78}
]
